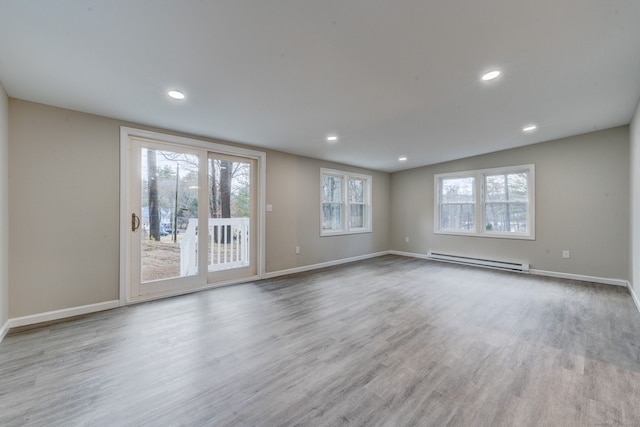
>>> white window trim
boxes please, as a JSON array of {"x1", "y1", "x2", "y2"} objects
[
  {"x1": 119, "y1": 126, "x2": 267, "y2": 304},
  {"x1": 320, "y1": 168, "x2": 372, "y2": 236},
  {"x1": 434, "y1": 164, "x2": 535, "y2": 240}
]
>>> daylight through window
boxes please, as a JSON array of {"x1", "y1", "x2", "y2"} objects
[
  {"x1": 435, "y1": 165, "x2": 534, "y2": 239},
  {"x1": 321, "y1": 168, "x2": 372, "y2": 235}
]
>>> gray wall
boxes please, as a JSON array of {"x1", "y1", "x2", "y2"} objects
[
  {"x1": 4, "y1": 97, "x2": 632, "y2": 320},
  {"x1": 0, "y1": 83, "x2": 8, "y2": 329},
  {"x1": 630, "y1": 100, "x2": 640, "y2": 293},
  {"x1": 9, "y1": 100, "x2": 121, "y2": 317},
  {"x1": 8, "y1": 99, "x2": 390, "y2": 318},
  {"x1": 265, "y1": 151, "x2": 389, "y2": 272},
  {"x1": 390, "y1": 126, "x2": 630, "y2": 281}
]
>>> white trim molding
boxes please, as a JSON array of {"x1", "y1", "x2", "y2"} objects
[
  {"x1": 2, "y1": 254, "x2": 637, "y2": 342},
  {"x1": 119, "y1": 126, "x2": 267, "y2": 304},
  {"x1": 0, "y1": 319, "x2": 9, "y2": 342},
  {"x1": 529, "y1": 269, "x2": 628, "y2": 287},
  {"x1": 629, "y1": 283, "x2": 640, "y2": 314},
  {"x1": 388, "y1": 250, "x2": 430, "y2": 260},
  {"x1": 7, "y1": 300, "x2": 120, "y2": 330},
  {"x1": 264, "y1": 251, "x2": 389, "y2": 279},
  {"x1": 320, "y1": 168, "x2": 373, "y2": 237},
  {"x1": 434, "y1": 164, "x2": 535, "y2": 240},
  {"x1": 390, "y1": 250, "x2": 628, "y2": 288}
]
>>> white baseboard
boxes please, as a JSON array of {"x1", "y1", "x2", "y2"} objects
[
  {"x1": 3, "y1": 254, "x2": 636, "y2": 343},
  {"x1": 3, "y1": 253, "x2": 388, "y2": 338},
  {"x1": 263, "y1": 251, "x2": 390, "y2": 279},
  {"x1": 0, "y1": 319, "x2": 9, "y2": 343},
  {"x1": 389, "y1": 250, "x2": 628, "y2": 288},
  {"x1": 629, "y1": 283, "x2": 640, "y2": 315},
  {"x1": 388, "y1": 250, "x2": 431, "y2": 260},
  {"x1": 7, "y1": 300, "x2": 121, "y2": 330},
  {"x1": 529, "y1": 269, "x2": 628, "y2": 287}
]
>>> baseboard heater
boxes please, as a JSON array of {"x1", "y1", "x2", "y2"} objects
[{"x1": 426, "y1": 251, "x2": 530, "y2": 273}]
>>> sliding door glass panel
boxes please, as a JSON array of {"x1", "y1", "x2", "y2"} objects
[
  {"x1": 140, "y1": 147, "x2": 199, "y2": 283},
  {"x1": 207, "y1": 153, "x2": 256, "y2": 281}
]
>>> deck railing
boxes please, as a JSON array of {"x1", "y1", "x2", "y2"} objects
[{"x1": 180, "y1": 217, "x2": 250, "y2": 275}]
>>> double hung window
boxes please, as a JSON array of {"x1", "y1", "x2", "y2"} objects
[
  {"x1": 435, "y1": 164, "x2": 534, "y2": 239},
  {"x1": 321, "y1": 168, "x2": 372, "y2": 235}
]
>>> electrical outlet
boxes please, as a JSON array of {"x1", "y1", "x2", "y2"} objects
[
  {"x1": 295, "y1": 246, "x2": 300, "y2": 254},
  {"x1": 266, "y1": 204, "x2": 273, "y2": 212},
  {"x1": 405, "y1": 236, "x2": 410, "y2": 243},
  {"x1": 562, "y1": 250, "x2": 570, "y2": 259}
]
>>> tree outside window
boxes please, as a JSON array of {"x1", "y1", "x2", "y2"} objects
[
  {"x1": 321, "y1": 169, "x2": 372, "y2": 236},
  {"x1": 435, "y1": 165, "x2": 534, "y2": 240}
]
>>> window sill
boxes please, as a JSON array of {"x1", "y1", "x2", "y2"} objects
[
  {"x1": 434, "y1": 230, "x2": 535, "y2": 241},
  {"x1": 321, "y1": 229, "x2": 372, "y2": 237}
]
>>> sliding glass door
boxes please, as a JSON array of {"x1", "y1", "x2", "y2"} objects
[
  {"x1": 125, "y1": 131, "x2": 262, "y2": 301},
  {"x1": 206, "y1": 153, "x2": 257, "y2": 283}
]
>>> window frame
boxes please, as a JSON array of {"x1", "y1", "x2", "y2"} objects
[
  {"x1": 434, "y1": 164, "x2": 535, "y2": 240},
  {"x1": 320, "y1": 168, "x2": 372, "y2": 236}
]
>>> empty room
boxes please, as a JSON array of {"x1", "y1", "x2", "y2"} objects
[{"x1": 1, "y1": 1, "x2": 640, "y2": 426}]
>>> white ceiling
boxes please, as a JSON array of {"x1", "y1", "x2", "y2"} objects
[{"x1": 1, "y1": 1, "x2": 640, "y2": 172}]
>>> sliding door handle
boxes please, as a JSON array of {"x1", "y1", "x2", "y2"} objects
[{"x1": 131, "y1": 213, "x2": 141, "y2": 232}]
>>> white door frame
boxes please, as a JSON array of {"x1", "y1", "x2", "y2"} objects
[{"x1": 119, "y1": 126, "x2": 266, "y2": 305}]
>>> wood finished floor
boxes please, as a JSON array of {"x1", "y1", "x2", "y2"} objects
[{"x1": 1, "y1": 255, "x2": 640, "y2": 426}]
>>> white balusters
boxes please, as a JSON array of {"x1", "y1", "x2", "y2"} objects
[{"x1": 180, "y1": 217, "x2": 250, "y2": 275}]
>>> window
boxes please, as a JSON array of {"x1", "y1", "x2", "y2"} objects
[
  {"x1": 439, "y1": 176, "x2": 476, "y2": 232},
  {"x1": 435, "y1": 164, "x2": 534, "y2": 239},
  {"x1": 484, "y1": 171, "x2": 529, "y2": 233},
  {"x1": 321, "y1": 168, "x2": 372, "y2": 235}
]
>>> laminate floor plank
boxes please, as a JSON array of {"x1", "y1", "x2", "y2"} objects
[{"x1": 1, "y1": 255, "x2": 640, "y2": 426}]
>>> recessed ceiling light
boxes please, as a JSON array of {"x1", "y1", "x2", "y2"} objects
[
  {"x1": 523, "y1": 125, "x2": 537, "y2": 132},
  {"x1": 398, "y1": 157, "x2": 408, "y2": 162},
  {"x1": 327, "y1": 135, "x2": 338, "y2": 142},
  {"x1": 481, "y1": 70, "x2": 501, "y2": 81},
  {"x1": 168, "y1": 90, "x2": 185, "y2": 100}
]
